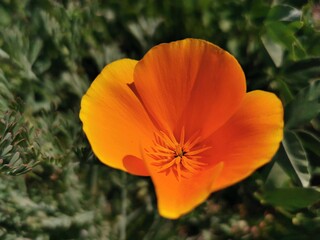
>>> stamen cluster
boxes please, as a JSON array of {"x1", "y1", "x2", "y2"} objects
[{"x1": 146, "y1": 129, "x2": 210, "y2": 181}]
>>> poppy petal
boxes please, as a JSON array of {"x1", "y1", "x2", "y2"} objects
[
  {"x1": 147, "y1": 160, "x2": 223, "y2": 219},
  {"x1": 134, "y1": 39, "x2": 246, "y2": 139},
  {"x1": 80, "y1": 59, "x2": 155, "y2": 176},
  {"x1": 204, "y1": 90, "x2": 284, "y2": 191}
]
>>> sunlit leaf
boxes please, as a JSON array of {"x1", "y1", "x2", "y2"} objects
[
  {"x1": 267, "y1": 4, "x2": 301, "y2": 22},
  {"x1": 261, "y1": 34, "x2": 284, "y2": 67},
  {"x1": 262, "y1": 4, "x2": 306, "y2": 64},
  {"x1": 265, "y1": 161, "x2": 292, "y2": 189},
  {"x1": 281, "y1": 131, "x2": 311, "y2": 187}
]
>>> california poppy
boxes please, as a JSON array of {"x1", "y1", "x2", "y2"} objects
[{"x1": 80, "y1": 39, "x2": 283, "y2": 219}]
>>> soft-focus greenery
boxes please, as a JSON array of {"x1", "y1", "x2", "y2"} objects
[{"x1": 0, "y1": 0, "x2": 320, "y2": 239}]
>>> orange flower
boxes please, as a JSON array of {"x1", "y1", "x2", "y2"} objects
[{"x1": 80, "y1": 39, "x2": 283, "y2": 219}]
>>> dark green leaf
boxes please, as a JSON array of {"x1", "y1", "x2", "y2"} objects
[
  {"x1": 298, "y1": 130, "x2": 320, "y2": 156},
  {"x1": 281, "y1": 131, "x2": 311, "y2": 187},
  {"x1": 285, "y1": 80, "x2": 320, "y2": 128},
  {"x1": 265, "y1": 161, "x2": 292, "y2": 189},
  {"x1": 285, "y1": 58, "x2": 320, "y2": 73},
  {"x1": 276, "y1": 78, "x2": 294, "y2": 103},
  {"x1": 261, "y1": 187, "x2": 320, "y2": 211},
  {"x1": 267, "y1": 5, "x2": 301, "y2": 22},
  {"x1": 265, "y1": 21, "x2": 296, "y2": 46},
  {"x1": 262, "y1": 19, "x2": 306, "y2": 65}
]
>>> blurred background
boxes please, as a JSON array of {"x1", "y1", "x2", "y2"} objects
[{"x1": 0, "y1": 0, "x2": 320, "y2": 239}]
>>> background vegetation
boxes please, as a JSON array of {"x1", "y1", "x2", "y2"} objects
[{"x1": 0, "y1": 0, "x2": 320, "y2": 239}]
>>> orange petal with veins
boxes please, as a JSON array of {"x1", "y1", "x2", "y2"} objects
[
  {"x1": 147, "y1": 159, "x2": 223, "y2": 219},
  {"x1": 204, "y1": 90, "x2": 284, "y2": 191},
  {"x1": 134, "y1": 39, "x2": 246, "y2": 139},
  {"x1": 80, "y1": 59, "x2": 155, "y2": 176}
]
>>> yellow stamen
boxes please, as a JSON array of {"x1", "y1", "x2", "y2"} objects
[{"x1": 146, "y1": 129, "x2": 209, "y2": 181}]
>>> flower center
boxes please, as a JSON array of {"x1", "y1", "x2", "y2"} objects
[
  {"x1": 146, "y1": 128, "x2": 210, "y2": 181},
  {"x1": 175, "y1": 145, "x2": 184, "y2": 157}
]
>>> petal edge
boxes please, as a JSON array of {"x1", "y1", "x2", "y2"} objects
[
  {"x1": 206, "y1": 90, "x2": 284, "y2": 191},
  {"x1": 80, "y1": 59, "x2": 155, "y2": 175}
]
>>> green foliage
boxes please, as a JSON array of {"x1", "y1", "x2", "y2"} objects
[
  {"x1": 260, "y1": 187, "x2": 320, "y2": 211},
  {"x1": 0, "y1": 0, "x2": 320, "y2": 239},
  {"x1": 0, "y1": 109, "x2": 40, "y2": 175},
  {"x1": 285, "y1": 80, "x2": 320, "y2": 128}
]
